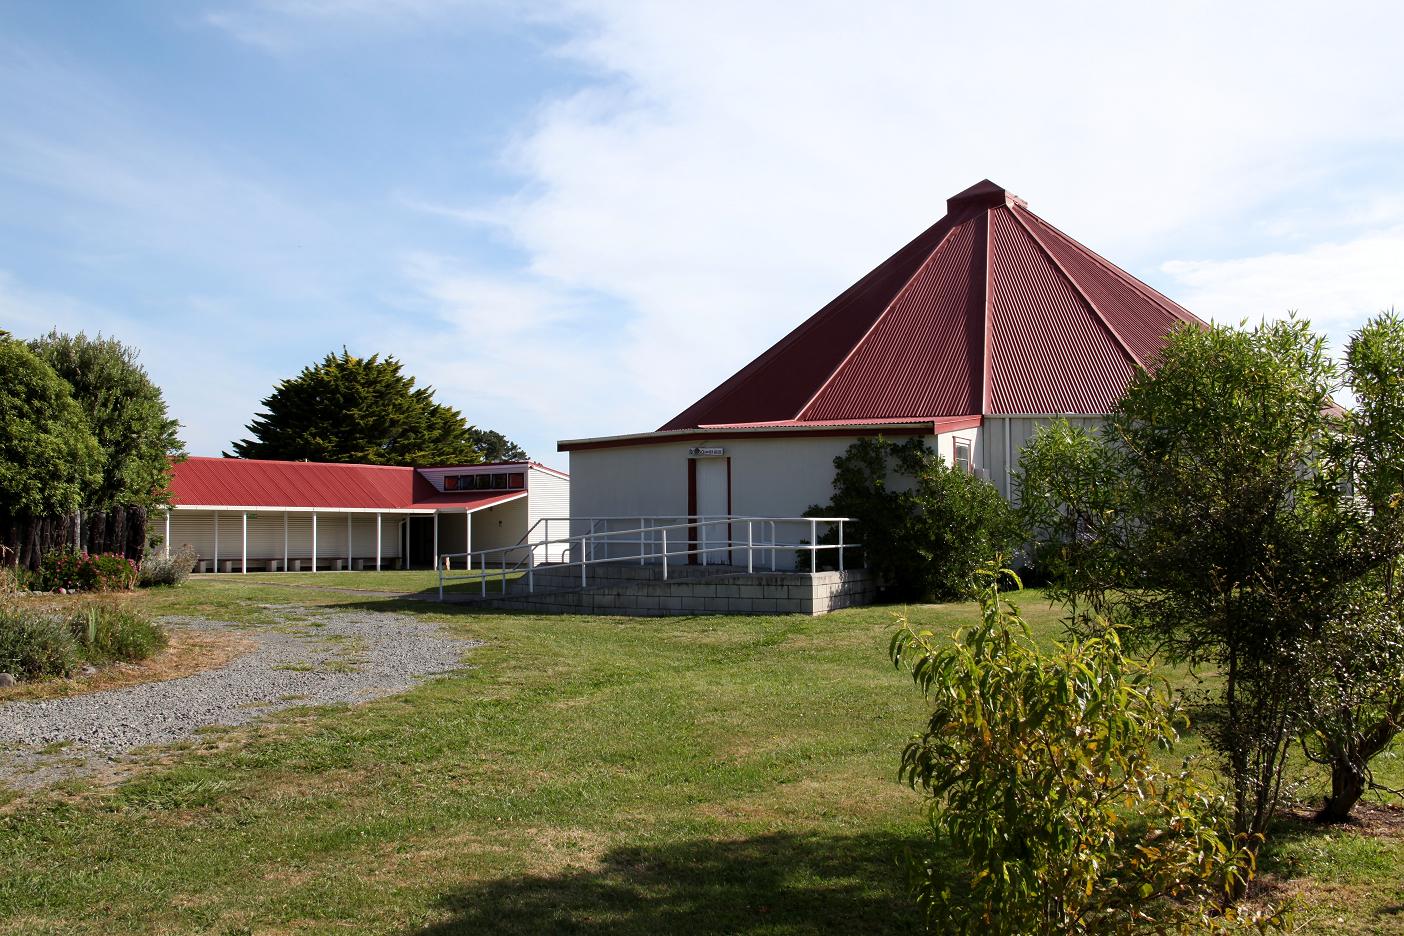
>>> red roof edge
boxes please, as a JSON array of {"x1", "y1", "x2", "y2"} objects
[{"x1": 560, "y1": 416, "x2": 982, "y2": 453}]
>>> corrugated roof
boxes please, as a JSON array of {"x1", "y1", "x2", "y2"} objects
[
  {"x1": 169, "y1": 457, "x2": 530, "y2": 511},
  {"x1": 659, "y1": 179, "x2": 1204, "y2": 429}
]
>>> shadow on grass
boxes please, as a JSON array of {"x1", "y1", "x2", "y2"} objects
[{"x1": 409, "y1": 830, "x2": 926, "y2": 935}]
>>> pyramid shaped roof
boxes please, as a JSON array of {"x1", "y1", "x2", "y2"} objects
[{"x1": 660, "y1": 180, "x2": 1204, "y2": 431}]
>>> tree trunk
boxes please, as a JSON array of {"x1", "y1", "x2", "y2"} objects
[{"x1": 1317, "y1": 762, "x2": 1367, "y2": 823}]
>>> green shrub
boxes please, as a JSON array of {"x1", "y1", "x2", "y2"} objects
[
  {"x1": 0, "y1": 565, "x2": 18, "y2": 597},
  {"x1": 890, "y1": 567, "x2": 1286, "y2": 932},
  {"x1": 0, "y1": 602, "x2": 165, "y2": 680},
  {"x1": 813, "y1": 437, "x2": 1022, "y2": 601},
  {"x1": 36, "y1": 549, "x2": 138, "y2": 593},
  {"x1": 0, "y1": 605, "x2": 81, "y2": 678},
  {"x1": 139, "y1": 545, "x2": 198, "y2": 587},
  {"x1": 67, "y1": 603, "x2": 167, "y2": 665}
]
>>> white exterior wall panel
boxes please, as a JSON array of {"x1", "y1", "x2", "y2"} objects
[
  {"x1": 566, "y1": 418, "x2": 1111, "y2": 569},
  {"x1": 168, "y1": 509, "x2": 408, "y2": 566},
  {"x1": 526, "y1": 466, "x2": 571, "y2": 560},
  {"x1": 981, "y1": 416, "x2": 1105, "y2": 500}
]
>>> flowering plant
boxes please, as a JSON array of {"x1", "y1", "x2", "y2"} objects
[{"x1": 37, "y1": 550, "x2": 138, "y2": 593}]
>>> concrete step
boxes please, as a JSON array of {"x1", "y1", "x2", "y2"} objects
[{"x1": 444, "y1": 568, "x2": 874, "y2": 617}]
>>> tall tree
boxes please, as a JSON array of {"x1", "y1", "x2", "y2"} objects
[
  {"x1": 1299, "y1": 312, "x2": 1404, "y2": 820},
  {"x1": 1017, "y1": 319, "x2": 1349, "y2": 839},
  {"x1": 30, "y1": 331, "x2": 185, "y2": 513},
  {"x1": 230, "y1": 350, "x2": 522, "y2": 466},
  {"x1": 0, "y1": 338, "x2": 103, "y2": 565},
  {"x1": 470, "y1": 428, "x2": 528, "y2": 463}
]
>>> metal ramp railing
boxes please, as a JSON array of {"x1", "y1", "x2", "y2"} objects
[{"x1": 436, "y1": 515, "x2": 857, "y2": 601}]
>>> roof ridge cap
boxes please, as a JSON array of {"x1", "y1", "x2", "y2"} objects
[
  {"x1": 795, "y1": 208, "x2": 975, "y2": 420},
  {"x1": 1006, "y1": 205, "x2": 1144, "y2": 368}
]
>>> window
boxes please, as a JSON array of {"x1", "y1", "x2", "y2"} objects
[
  {"x1": 444, "y1": 475, "x2": 460, "y2": 491},
  {"x1": 508, "y1": 472, "x2": 525, "y2": 490},
  {"x1": 491, "y1": 473, "x2": 508, "y2": 490},
  {"x1": 954, "y1": 439, "x2": 972, "y2": 473}
]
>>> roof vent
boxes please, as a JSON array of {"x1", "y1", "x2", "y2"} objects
[{"x1": 947, "y1": 178, "x2": 1027, "y2": 214}]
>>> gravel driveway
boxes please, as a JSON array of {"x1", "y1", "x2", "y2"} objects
[{"x1": 0, "y1": 605, "x2": 480, "y2": 790}]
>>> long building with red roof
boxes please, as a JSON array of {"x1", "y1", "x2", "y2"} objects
[
  {"x1": 558, "y1": 179, "x2": 1204, "y2": 547},
  {"x1": 162, "y1": 457, "x2": 569, "y2": 573}
]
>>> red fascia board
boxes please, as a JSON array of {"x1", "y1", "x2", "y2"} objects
[
  {"x1": 558, "y1": 418, "x2": 982, "y2": 453},
  {"x1": 409, "y1": 490, "x2": 528, "y2": 511}
]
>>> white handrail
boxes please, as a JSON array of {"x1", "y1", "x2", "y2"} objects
[{"x1": 437, "y1": 515, "x2": 858, "y2": 600}]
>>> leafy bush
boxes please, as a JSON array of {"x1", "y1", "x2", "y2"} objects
[
  {"x1": 36, "y1": 549, "x2": 138, "y2": 593},
  {"x1": 890, "y1": 568, "x2": 1285, "y2": 932},
  {"x1": 1015, "y1": 318, "x2": 1400, "y2": 833},
  {"x1": 139, "y1": 545, "x2": 198, "y2": 587},
  {"x1": 67, "y1": 602, "x2": 167, "y2": 664},
  {"x1": 0, "y1": 602, "x2": 166, "y2": 680},
  {"x1": 0, "y1": 605, "x2": 81, "y2": 678},
  {"x1": 815, "y1": 437, "x2": 1022, "y2": 601}
]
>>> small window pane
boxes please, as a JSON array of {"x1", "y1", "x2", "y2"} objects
[
  {"x1": 492, "y1": 473, "x2": 508, "y2": 489},
  {"x1": 508, "y1": 473, "x2": 525, "y2": 490}
]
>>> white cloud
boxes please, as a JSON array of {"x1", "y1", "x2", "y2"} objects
[
  {"x1": 1161, "y1": 230, "x2": 1404, "y2": 351},
  {"x1": 400, "y1": 0, "x2": 1404, "y2": 444}
]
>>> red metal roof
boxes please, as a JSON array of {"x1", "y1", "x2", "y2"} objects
[
  {"x1": 169, "y1": 457, "x2": 529, "y2": 511},
  {"x1": 660, "y1": 180, "x2": 1204, "y2": 430}
]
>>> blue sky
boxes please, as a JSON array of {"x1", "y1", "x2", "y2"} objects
[{"x1": 3, "y1": 1, "x2": 1403, "y2": 469}]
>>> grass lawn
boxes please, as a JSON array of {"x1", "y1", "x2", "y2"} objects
[
  {"x1": 203, "y1": 568, "x2": 522, "y2": 596},
  {"x1": 0, "y1": 582, "x2": 1400, "y2": 934}
]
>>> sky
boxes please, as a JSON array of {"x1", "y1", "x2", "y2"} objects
[{"x1": 2, "y1": 0, "x2": 1403, "y2": 470}]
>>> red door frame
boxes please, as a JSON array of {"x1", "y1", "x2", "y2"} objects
[{"x1": 686, "y1": 456, "x2": 732, "y2": 565}]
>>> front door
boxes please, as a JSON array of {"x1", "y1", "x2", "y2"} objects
[{"x1": 690, "y1": 456, "x2": 730, "y2": 564}]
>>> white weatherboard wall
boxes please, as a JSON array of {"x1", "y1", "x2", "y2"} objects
[
  {"x1": 567, "y1": 432, "x2": 985, "y2": 527},
  {"x1": 980, "y1": 416, "x2": 1105, "y2": 500},
  {"x1": 569, "y1": 434, "x2": 930, "y2": 569},
  {"x1": 167, "y1": 510, "x2": 411, "y2": 567},
  {"x1": 527, "y1": 466, "x2": 571, "y2": 560},
  {"x1": 566, "y1": 419, "x2": 1109, "y2": 567},
  {"x1": 436, "y1": 498, "x2": 531, "y2": 558}
]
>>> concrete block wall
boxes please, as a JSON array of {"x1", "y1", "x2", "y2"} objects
[{"x1": 465, "y1": 568, "x2": 874, "y2": 616}]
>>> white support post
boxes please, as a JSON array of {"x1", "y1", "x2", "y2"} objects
[
  {"x1": 528, "y1": 549, "x2": 534, "y2": 593},
  {"x1": 312, "y1": 512, "x2": 318, "y2": 572},
  {"x1": 213, "y1": 512, "x2": 219, "y2": 573},
  {"x1": 747, "y1": 521, "x2": 753, "y2": 574},
  {"x1": 661, "y1": 528, "x2": 668, "y2": 580},
  {"x1": 465, "y1": 509, "x2": 472, "y2": 570},
  {"x1": 375, "y1": 513, "x2": 381, "y2": 571},
  {"x1": 164, "y1": 511, "x2": 171, "y2": 559},
  {"x1": 640, "y1": 517, "x2": 646, "y2": 566},
  {"x1": 432, "y1": 513, "x2": 439, "y2": 570},
  {"x1": 581, "y1": 534, "x2": 588, "y2": 587},
  {"x1": 346, "y1": 513, "x2": 352, "y2": 570},
  {"x1": 838, "y1": 519, "x2": 845, "y2": 572},
  {"x1": 283, "y1": 512, "x2": 289, "y2": 572},
  {"x1": 810, "y1": 518, "x2": 817, "y2": 573},
  {"x1": 241, "y1": 512, "x2": 248, "y2": 574}
]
